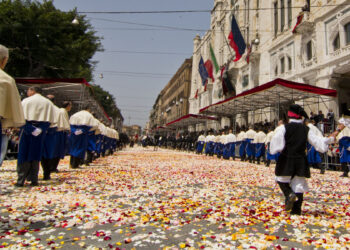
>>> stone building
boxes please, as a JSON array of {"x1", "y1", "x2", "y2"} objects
[
  {"x1": 149, "y1": 58, "x2": 193, "y2": 129},
  {"x1": 189, "y1": 0, "x2": 350, "y2": 130}
]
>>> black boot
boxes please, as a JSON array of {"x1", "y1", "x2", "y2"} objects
[
  {"x1": 291, "y1": 193, "x2": 303, "y2": 215},
  {"x1": 340, "y1": 163, "x2": 349, "y2": 177},
  {"x1": 277, "y1": 182, "x2": 297, "y2": 212},
  {"x1": 320, "y1": 164, "x2": 325, "y2": 174},
  {"x1": 266, "y1": 160, "x2": 270, "y2": 167}
]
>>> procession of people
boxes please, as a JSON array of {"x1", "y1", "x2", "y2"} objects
[
  {"x1": 0, "y1": 45, "x2": 119, "y2": 187},
  {"x1": 1, "y1": 39, "x2": 350, "y2": 218}
]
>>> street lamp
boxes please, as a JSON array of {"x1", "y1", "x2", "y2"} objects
[{"x1": 72, "y1": 17, "x2": 79, "y2": 25}]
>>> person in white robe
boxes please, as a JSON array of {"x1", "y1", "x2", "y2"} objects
[
  {"x1": 253, "y1": 127, "x2": 267, "y2": 165},
  {"x1": 69, "y1": 107, "x2": 98, "y2": 168},
  {"x1": 245, "y1": 126, "x2": 257, "y2": 163},
  {"x1": 16, "y1": 87, "x2": 56, "y2": 187},
  {"x1": 0, "y1": 44, "x2": 25, "y2": 167}
]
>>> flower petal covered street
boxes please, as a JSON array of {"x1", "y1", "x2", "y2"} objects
[{"x1": 0, "y1": 147, "x2": 350, "y2": 249}]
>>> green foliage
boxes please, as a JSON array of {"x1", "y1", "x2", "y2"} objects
[
  {"x1": 90, "y1": 84, "x2": 121, "y2": 119},
  {"x1": 0, "y1": 0, "x2": 102, "y2": 81}
]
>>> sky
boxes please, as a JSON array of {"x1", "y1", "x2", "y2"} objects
[{"x1": 51, "y1": 0, "x2": 214, "y2": 127}]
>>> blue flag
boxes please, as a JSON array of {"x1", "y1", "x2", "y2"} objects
[
  {"x1": 198, "y1": 56, "x2": 209, "y2": 86},
  {"x1": 228, "y1": 15, "x2": 246, "y2": 62}
]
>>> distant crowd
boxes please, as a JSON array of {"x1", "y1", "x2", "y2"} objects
[{"x1": 141, "y1": 115, "x2": 349, "y2": 177}]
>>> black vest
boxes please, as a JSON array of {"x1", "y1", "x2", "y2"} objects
[
  {"x1": 275, "y1": 122, "x2": 311, "y2": 178},
  {"x1": 282, "y1": 122, "x2": 309, "y2": 158}
]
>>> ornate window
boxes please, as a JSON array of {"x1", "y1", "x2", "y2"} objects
[
  {"x1": 280, "y1": 57, "x2": 285, "y2": 73},
  {"x1": 274, "y1": 66, "x2": 278, "y2": 76},
  {"x1": 345, "y1": 22, "x2": 350, "y2": 45},
  {"x1": 242, "y1": 75, "x2": 249, "y2": 88},
  {"x1": 288, "y1": 56, "x2": 292, "y2": 71},
  {"x1": 333, "y1": 33, "x2": 340, "y2": 51}
]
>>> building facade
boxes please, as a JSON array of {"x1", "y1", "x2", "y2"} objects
[
  {"x1": 149, "y1": 58, "x2": 193, "y2": 129},
  {"x1": 189, "y1": 0, "x2": 350, "y2": 130}
]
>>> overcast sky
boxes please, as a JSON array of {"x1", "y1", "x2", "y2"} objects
[{"x1": 50, "y1": 0, "x2": 213, "y2": 127}]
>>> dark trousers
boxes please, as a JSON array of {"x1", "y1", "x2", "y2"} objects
[
  {"x1": 51, "y1": 157, "x2": 60, "y2": 172},
  {"x1": 86, "y1": 151, "x2": 93, "y2": 164},
  {"x1": 41, "y1": 157, "x2": 60, "y2": 179},
  {"x1": 256, "y1": 155, "x2": 265, "y2": 164},
  {"x1": 17, "y1": 161, "x2": 39, "y2": 185},
  {"x1": 70, "y1": 156, "x2": 81, "y2": 168},
  {"x1": 41, "y1": 158, "x2": 52, "y2": 179}
]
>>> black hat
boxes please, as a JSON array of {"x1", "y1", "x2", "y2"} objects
[
  {"x1": 341, "y1": 106, "x2": 350, "y2": 118},
  {"x1": 288, "y1": 104, "x2": 309, "y2": 119}
]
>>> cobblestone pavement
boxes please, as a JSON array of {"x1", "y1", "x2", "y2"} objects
[{"x1": 0, "y1": 147, "x2": 349, "y2": 249}]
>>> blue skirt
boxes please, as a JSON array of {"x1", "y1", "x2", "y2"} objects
[
  {"x1": 69, "y1": 125, "x2": 91, "y2": 159},
  {"x1": 339, "y1": 137, "x2": 350, "y2": 163},
  {"x1": 255, "y1": 143, "x2": 265, "y2": 158},
  {"x1": 246, "y1": 139, "x2": 255, "y2": 157},
  {"x1": 307, "y1": 143, "x2": 321, "y2": 164},
  {"x1": 196, "y1": 141, "x2": 204, "y2": 153},
  {"x1": 18, "y1": 121, "x2": 50, "y2": 164}
]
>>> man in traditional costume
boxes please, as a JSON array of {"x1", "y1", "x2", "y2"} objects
[
  {"x1": 0, "y1": 45, "x2": 25, "y2": 167},
  {"x1": 223, "y1": 129, "x2": 236, "y2": 160},
  {"x1": 196, "y1": 132, "x2": 205, "y2": 154},
  {"x1": 245, "y1": 125, "x2": 257, "y2": 163},
  {"x1": 270, "y1": 104, "x2": 335, "y2": 215},
  {"x1": 204, "y1": 131, "x2": 215, "y2": 156},
  {"x1": 236, "y1": 128, "x2": 247, "y2": 161},
  {"x1": 336, "y1": 109, "x2": 350, "y2": 177},
  {"x1": 16, "y1": 87, "x2": 56, "y2": 186},
  {"x1": 69, "y1": 107, "x2": 98, "y2": 169},
  {"x1": 254, "y1": 126, "x2": 267, "y2": 165}
]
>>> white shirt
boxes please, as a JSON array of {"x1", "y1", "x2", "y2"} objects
[
  {"x1": 253, "y1": 131, "x2": 266, "y2": 144},
  {"x1": 197, "y1": 135, "x2": 205, "y2": 142},
  {"x1": 225, "y1": 133, "x2": 236, "y2": 144},
  {"x1": 270, "y1": 119, "x2": 332, "y2": 155}
]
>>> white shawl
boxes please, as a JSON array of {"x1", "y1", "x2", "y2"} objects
[{"x1": 0, "y1": 69, "x2": 25, "y2": 128}]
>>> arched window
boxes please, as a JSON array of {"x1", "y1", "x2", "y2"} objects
[
  {"x1": 275, "y1": 66, "x2": 278, "y2": 76},
  {"x1": 280, "y1": 57, "x2": 285, "y2": 73},
  {"x1": 344, "y1": 22, "x2": 350, "y2": 45},
  {"x1": 333, "y1": 33, "x2": 340, "y2": 51}
]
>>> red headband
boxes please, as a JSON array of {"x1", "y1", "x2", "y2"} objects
[{"x1": 288, "y1": 111, "x2": 301, "y2": 119}]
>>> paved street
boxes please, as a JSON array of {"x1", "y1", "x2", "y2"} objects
[{"x1": 0, "y1": 147, "x2": 349, "y2": 249}]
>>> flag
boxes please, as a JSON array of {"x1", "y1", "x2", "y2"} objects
[
  {"x1": 198, "y1": 56, "x2": 209, "y2": 86},
  {"x1": 194, "y1": 89, "x2": 198, "y2": 99},
  {"x1": 292, "y1": 13, "x2": 304, "y2": 34},
  {"x1": 209, "y1": 44, "x2": 220, "y2": 73},
  {"x1": 204, "y1": 60, "x2": 215, "y2": 82},
  {"x1": 228, "y1": 15, "x2": 246, "y2": 62}
]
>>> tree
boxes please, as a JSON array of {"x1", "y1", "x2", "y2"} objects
[{"x1": 0, "y1": 0, "x2": 102, "y2": 81}]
